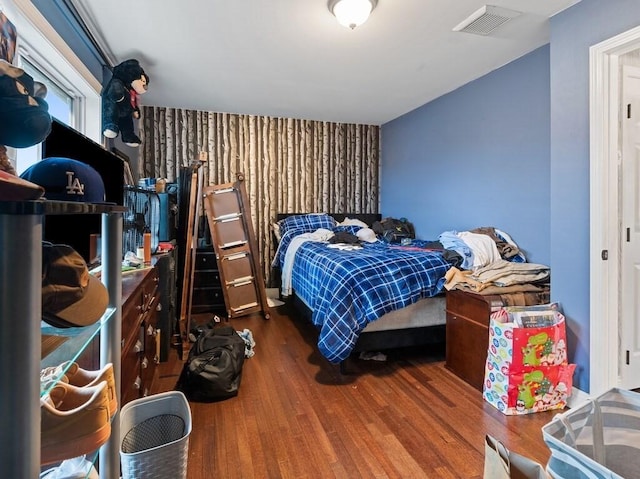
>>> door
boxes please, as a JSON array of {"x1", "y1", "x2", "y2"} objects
[{"x1": 620, "y1": 64, "x2": 640, "y2": 389}]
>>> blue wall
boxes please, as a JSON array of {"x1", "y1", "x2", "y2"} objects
[
  {"x1": 381, "y1": 0, "x2": 640, "y2": 392},
  {"x1": 549, "y1": 0, "x2": 640, "y2": 391},
  {"x1": 381, "y1": 45, "x2": 551, "y2": 265}
]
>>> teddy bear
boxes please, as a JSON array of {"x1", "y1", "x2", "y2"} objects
[
  {"x1": 0, "y1": 59, "x2": 51, "y2": 149},
  {"x1": 101, "y1": 58, "x2": 149, "y2": 147}
]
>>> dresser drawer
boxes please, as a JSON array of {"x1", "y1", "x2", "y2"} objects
[
  {"x1": 445, "y1": 290, "x2": 497, "y2": 327},
  {"x1": 195, "y1": 250, "x2": 218, "y2": 271},
  {"x1": 120, "y1": 266, "x2": 161, "y2": 405},
  {"x1": 194, "y1": 270, "x2": 221, "y2": 288},
  {"x1": 192, "y1": 286, "x2": 224, "y2": 307},
  {"x1": 121, "y1": 296, "x2": 143, "y2": 354},
  {"x1": 121, "y1": 268, "x2": 159, "y2": 353},
  {"x1": 445, "y1": 312, "x2": 490, "y2": 391},
  {"x1": 121, "y1": 336, "x2": 143, "y2": 406}
]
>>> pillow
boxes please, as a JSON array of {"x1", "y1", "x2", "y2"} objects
[
  {"x1": 337, "y1": 217, "x2": 369, "y2": 228},
  {"x1": 272, "y1": 214, "x2": 337, "y2": 268},
  {"x1": 357, "y1": 227, "x2": 378, "y2": 243},
  {"x1": 278, "y1": 213, "x2": 336, "y2": 237}
]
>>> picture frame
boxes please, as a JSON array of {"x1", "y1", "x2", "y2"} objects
[{"x1": 0, "y1": 11, "x2": 17, "y2": 64}]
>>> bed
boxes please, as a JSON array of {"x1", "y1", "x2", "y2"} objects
[{"x1": 272, "y1": 213, "x2": 455, "y2": 369}]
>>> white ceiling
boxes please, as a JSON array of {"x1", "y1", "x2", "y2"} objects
[{"x1": 71, "y1": 0, "x2": 581, "y2": 126}]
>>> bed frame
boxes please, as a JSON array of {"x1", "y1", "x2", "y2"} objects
[{"x1": 275, "y1": 212, "x2": 447, "y2": 373}]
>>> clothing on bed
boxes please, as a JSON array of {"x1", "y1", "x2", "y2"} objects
[{"x1": 280, "y1": 228, "x2": 334, "y2": 297}]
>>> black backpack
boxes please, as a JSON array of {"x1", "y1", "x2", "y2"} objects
[
  {"x1": 372, "y1": 217, "x2": 415, "y2": 243},
  {"x1": 177, "y1": 325, "x2": 245, "y2": 402}
]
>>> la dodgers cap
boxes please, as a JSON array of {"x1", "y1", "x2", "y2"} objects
[
  {"x1": 41, "y1": 242, "x2": 109, "y2": 328},
  {"x1": 20, "y1": 157, "x2": 105, "y2": 203}
]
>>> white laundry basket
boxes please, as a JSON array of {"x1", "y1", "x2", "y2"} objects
[
  {"x1": 119, "y1": 391, "x2": 192, "y2": 479},
  {"x1": 542, "y1": 388, "x2": 640, "y2": 479}
]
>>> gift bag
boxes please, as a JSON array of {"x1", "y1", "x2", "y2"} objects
[
  {"x1": 484, "y1": 359, "x2": 576, "y2": 415},
  {"x1": 483, "y1": 304, "x2": 576, "y2": 415},
  {"x1": 484, "y1": 435, "x2": 549, "y2": 479},
  {"x1": 488, "y1": 306, "x2": 568, "y2": 370}
]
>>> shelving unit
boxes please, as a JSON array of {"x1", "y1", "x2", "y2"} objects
[
  {"x1": 0, "y1": 200, "x2": 123, "y2": 479},
  {"x1": 191, "y1": 248, "x2": 225, "y2": 314}
]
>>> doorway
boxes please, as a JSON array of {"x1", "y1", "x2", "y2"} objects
[{"x1": 590, "y1": 25, "x2": 640, "y2": 395}]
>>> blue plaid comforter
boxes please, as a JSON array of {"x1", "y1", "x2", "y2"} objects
[{"x1": 290, "y1": 241, "x2": 450, "y2": 363}]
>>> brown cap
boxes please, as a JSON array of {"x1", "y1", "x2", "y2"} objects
[{"x1": 41, "y1": 242, "x2": 108, "y2": 328}]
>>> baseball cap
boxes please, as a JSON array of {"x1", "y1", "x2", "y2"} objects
[
  {"x1": 41, "y1": 242, "x2": 109, "y2": 328},
  {"x1": 0, "y1": 69, "x2": 52, "y2": 148},
  {"x1": 20, "y1": 157, "x2": 105, "y2": 203}
]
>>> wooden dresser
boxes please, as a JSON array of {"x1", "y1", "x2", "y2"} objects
[
  {"x1": 445, "y1": 289, "x2": 550, "y2": 391},
  {"x1": 121, "y1": 266, "x2": 161, "y2": 405}
]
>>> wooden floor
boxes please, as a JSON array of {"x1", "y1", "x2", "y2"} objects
[{"x1": 152, "y1": 301, "x2": 559, "y2": 479}]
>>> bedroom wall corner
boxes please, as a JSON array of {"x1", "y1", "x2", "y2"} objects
[{"x1": 379, "y1": 45, "x2": 551, "y2": 266}]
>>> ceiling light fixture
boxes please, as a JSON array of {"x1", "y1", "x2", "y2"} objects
[{"x1": 328, "y1": 0, "x2": 378, "y2": 30}]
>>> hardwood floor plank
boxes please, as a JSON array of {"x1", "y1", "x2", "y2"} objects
[{"x1": 152, "y1": 304, "x2": 559, "y2": 478}]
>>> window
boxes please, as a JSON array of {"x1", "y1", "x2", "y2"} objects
[
  {"x1": 4, "y1": 0, "x2": 102, "y2": 175},
  {"x1": 14, "y1": 58, "x2": 75, "y2": 174}
]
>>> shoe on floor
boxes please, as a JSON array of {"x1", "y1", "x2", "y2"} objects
[
  {"x1": 40, "y1": 381, "x2": 111, "y2": 466},
  {"x1": 41, "y1": 362, "x2": 117, "y2": 417}
]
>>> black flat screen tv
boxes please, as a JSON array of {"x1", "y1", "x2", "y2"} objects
[{"x1": 41, "y1": 119, "x2": 125, "y2": 261}]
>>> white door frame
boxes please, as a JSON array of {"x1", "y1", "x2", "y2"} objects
[{"x1": 590, "y1": 24, "x2": 640, "y2": 396}]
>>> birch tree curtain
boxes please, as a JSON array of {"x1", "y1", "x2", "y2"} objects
[{"x1": 139, "y1": 107, "x2": 380, "y2": 285}]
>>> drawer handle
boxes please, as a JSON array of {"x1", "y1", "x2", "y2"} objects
[
  {"x1": 155, "y1": 328, "x2": 161, "y2": 364},
  {"x1": 147, "y1": 325, "x2": 156, "y2": 336},
  {"x1": 142, "y1": 357, "x2": 149, "y2": 369},
  {"x1": 133, "y1": 376, "x2": 141, "y2": 390},
  {"x1": 156, "y1": 303, "x2": 162, "y2": 312},
  {"x1": 134, "y1": 339, "x2": 143, "y2": 353}
]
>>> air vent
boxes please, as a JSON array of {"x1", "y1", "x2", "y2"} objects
[{"x1": 452, "y1": 5, "x2": 521, "y2": 36}]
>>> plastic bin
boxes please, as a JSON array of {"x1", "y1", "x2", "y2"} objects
[
  {"x1": 119, "y1": 391, "x2": 192, "y2": 479},
  {"x1": 542, "y1": 388, "x2": 640, "y2": 479}
]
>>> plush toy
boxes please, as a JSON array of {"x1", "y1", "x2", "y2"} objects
[
  {"x1": 101, "y1": 59, "x2": 149, "y2": 147},
  {"x1": 0, "y1": 60, "x2": 51, "y2": 148}
]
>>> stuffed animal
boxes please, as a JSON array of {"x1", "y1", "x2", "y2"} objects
[
  {"x1": 101, "y1": 59, "x2": 149, "y2": 147},
  {"x1": 0, "y1": 60, "x2": 51, "y2": 148}
]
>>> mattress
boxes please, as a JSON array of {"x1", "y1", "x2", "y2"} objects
[{"x1": 289, "y1": 240, "x2": 450, "y2": 362}]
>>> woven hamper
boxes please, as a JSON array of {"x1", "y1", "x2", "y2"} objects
[
  {"x1": 120, "y1": 391, "x2": 192, "y2": 479},
  {"x1": 542, "y1": 388, "x2": 640, "y2": 479}
]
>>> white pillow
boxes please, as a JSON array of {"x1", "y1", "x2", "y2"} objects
[
  {"x1": 357, "y1": 227, "x2": 377, "y2": 243},
  {"x1": 337, "y1": 217, "x2": 369, "y2": 228}
]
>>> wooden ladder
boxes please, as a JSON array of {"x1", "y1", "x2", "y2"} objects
[{"x1": 202, "y1": 173, "x2": 270, "y2": 320}]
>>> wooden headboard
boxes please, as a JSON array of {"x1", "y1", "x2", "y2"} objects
[{"x1": 276, "y1": 212, "x2": 382, "y2": 226}]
